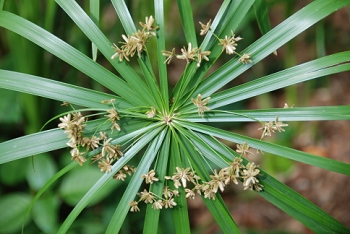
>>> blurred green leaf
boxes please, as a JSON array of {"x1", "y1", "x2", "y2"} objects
[
  {"x1": 26, "y1": 153, "x2": 57, "y2": 191},
  {"x1": 253, "y1": 0, "x2": 271, "y2": 36},
  {"x1": 0, "y1": 158, "x2": 28, "y2": 185},
  {"x1": 0, "y1": 89, "x2": 22, "y2": 124},
  {"x1": 0, "y1": 193, "x2": 31, "y2": 233},
  {"x1": 32, "y1": 193, "x2": 59, "y2": 234},
  {"x1": 59, "y1": 165, "x2": 118, "y2": 207}
]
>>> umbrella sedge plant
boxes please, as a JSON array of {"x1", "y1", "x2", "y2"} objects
[{"x1": 0, "y1": 0, "x2": 350, "y2": 233}]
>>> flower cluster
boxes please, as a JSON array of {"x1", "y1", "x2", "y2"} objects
[
  {"x1": 58, "y1": 106, "x2": 136, "y2": 180},
  {"x1": 130, "y1": 151, "x2": 263, "y2": 212},
  {"x1": 161, "y1": 19, "x2": 252, "y2": 68},
  {"x1": 191, "y1": 94, "x2": 210, "y2": 116},
  {"x1": 58, "y1": 112, "x2": 87, "y2": 166},
  {"x1": 111, "y1": 16, "x2": 158, "y2": 61},
  {"x1": 162, "y1": 43, "x2": 211, "y2": 67},
  {"x1": 165, "y1": 158, "x2": 263, "y2": 201},
  {"x1": 130, "y1": 187, "x2": 179, "y2": 212},
  {"x1": 258, "y1": 116, "x2": 289, "y2": 139}
]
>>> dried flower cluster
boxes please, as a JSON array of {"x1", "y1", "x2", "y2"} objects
[
  {"x1": 58, "y1": 112, "x2": 87, "y2": 166},
  {"x1": 111, "y1": 16, "x2": 158, "y2": 61},
  {"x1": 258, "y1": 116, "x2": 289, "y2": 139},
  {"x1": 191, "y1": 94, "x2": 211, "y2": 116},
  {"x1": 58, "y1": 106, "x2": 136, "y2": 181},
  {"x1": 130, "y1": 186, "x2": 179, "y2": 212},
  {"x1": 130, "y1": 144, "x2": 263, "y2": 212},
  {"x1": 162, "y1": 43, "x2": 211, "y2": 67},
  {"x1": 164, "y1": 157, "x2": 263, "y2": 201},
  {"x1": 161, "y1": 19, "x2": 252, "y2": 68}
]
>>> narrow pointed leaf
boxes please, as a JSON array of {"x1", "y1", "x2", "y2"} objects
[
  {"x1": 180, "y1": 106, "x2": 350, "y2": 122},
  {"x1": 196, "y1": 0, "x2": 350, "y2": 97},
  {"x1": 59, "y1": 127, "x2": 163, "y2": 234},
  {"x1": 55, "y1": 0, "x2": 157, "y2": 107},
  {"x1": 106, "y1": 129, "x2": 166, "y2": 234},
  {"x1": 0, "y1": 11, "x2": 144, "y2": 106},
  {"x1": 180, "y1": 121, "x2": 350, "y2": 176},
  {"x1": 143, "y1": 130, "x2": 170, "y2": 234},
  {"x1": 168, "y1": 132, "x2": 191, "y2": 234},
  {"x1": 0, "y1": 129, "x2": 66, "y2": 164},
  {"x1": 253, "y1": 0, "x2": 271, "y2": 36},
  {"x1": 89, "y1": 0, "x2": 99, "y2": 61},
  {"x1": 154, "y1": 0, "x2": 169, "y2": 108},
  {"x1": 175, "y1": 131, "x2": 240, "y2": 234},
  {"x1": 0, "y1": 69, "x2": 132, "y2": 109},
  {"x1": 176, "y1": 0, "x2": 197, "y2": 47}
]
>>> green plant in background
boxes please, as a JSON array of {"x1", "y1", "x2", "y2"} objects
[{"x1": 1, "y1": 0, "x2": 350, "y2": 233}]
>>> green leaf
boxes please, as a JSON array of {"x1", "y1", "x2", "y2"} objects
[
  {"x1": 253, "y1": 0, "x2": 271, "y2": 36},
  {"x1": 32, "y1": 193, "x2": 59, "y2": 234},
  {"x1": 109, "y1": 0, "x2": 163, "y2": 109},
  {"x1": 195, "y1": 0, "x2": 350, "y2": 97},
  {"x1": 59, "y1": 127, "x2": 163, "y2": 234},
  {"x1": 180, "y1": 121, "x2": 350, "y2": 176},
  {"x1": 175, "y1": 131, "x2": 240, "y2": 234},
  {"x1": 143, "y1": 130, "x2": 170, "y2": 234},
  {"x1": 260, "y1": 171, "x2": 350, "y2": 233},
  {"x1": 210, "y1": 55, "x2": 350, "y2": 110},
  {"x1": 182, "y1": 128, "x2": 349, "y2": 233},
  {"x1": 0, "y1": 158, "x2": 28, "y2": 185},
  {"x1": 56, "y1": 0, "x2": 159, "y2": 108},
  {"x1": 0, "y1": 69, "x2": 131, "y2": 109},
  {"x1": 110, "y1": 0, "x2": 136, "y2": 35},
  {"x1": 181, "y1": 52, "x2": 350, "y2": 112},
  {"x1": 0, "y1": 11, "x2": 145, "y2": 106},
  {"x1": 59, "y1": 164, "x2": 118, "y2": 206},
  {"x1": 23, "y1": 162, "x2": 77, "y2": 234},
  {"x1": 168, "y1": 132, "x2": 191, "y2": 234},
  {"x1": 176, "y1": 0, "x2": 197, "y2": 47},
  {"x1": 183, "y1": 128, "x2": 349, "y2": 233},
  {"x1": 26, "y1": 153, "x2": 57, "y2": 191},
  {"x1": 154, "y1": 0, "x2": 169, "y2": 110},
  {"x1": 89, "y1": 0, "x2": 99, "y2": 61},
  {"x1": 0, "y1": 193, "x2": 31, "y2": 233},
  {"x1": 106, "y1": 129, "x2": 166, "y2": 234},
  {"x1": 172, "y1": 0, "x2": 255, "y2": 108},
  {"x1": 0, "y1": 0, "x2": 4, "y2": 10},
  {"x1": 180, "y1": 106, "x2": 350, "y2": 122},
  {"x1": 0, "y1": 129, "x2": 67, "y2": 164}
]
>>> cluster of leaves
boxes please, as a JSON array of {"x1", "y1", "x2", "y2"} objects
[{"x1": 0, "y1": 0, "x2": 350, "y2": 233}]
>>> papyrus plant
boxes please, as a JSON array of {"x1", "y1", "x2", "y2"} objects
[{"x1": 0, "y1": 0, "x2": 350, "y2": 233}]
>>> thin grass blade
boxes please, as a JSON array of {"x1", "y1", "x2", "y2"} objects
[
  {"x1": 196, "y1": 0, "x2": 350, "y2": 97},
  {"x1": 179, "y1": 121, "x2": 350, "y2": 176},
  {"x1": 58, "y1": 127, "x2": 163, "y2": 234},
  {"x1": 105, "y1": 129, "x2": 166, "y2": 234},
  {"x1": 154, "y1": 0, "x2": 169, "y2": 109},
  {"x1": 143, "y1": 130, "x2": 170, "y2": 234},
  {"x1": 89, "y1": 0, "x2": 100, "y2": 61},
  {"x1": 0, "y1": 69, "x2": 132, "y2": 109},
  {"x1": 180, "y1": 106, "x2": 350, "y2": 122}
]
